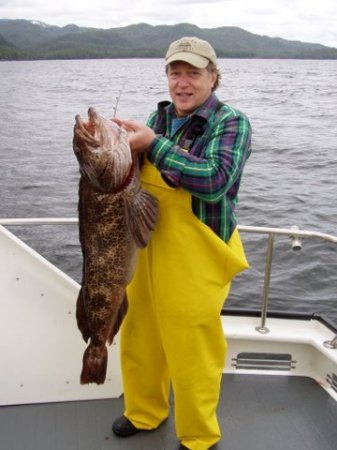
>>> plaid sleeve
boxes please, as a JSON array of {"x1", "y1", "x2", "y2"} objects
[{"x1": 147, "y1": 110, "x2": 252, "y2": 203}]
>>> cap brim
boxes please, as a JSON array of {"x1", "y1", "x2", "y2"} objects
[{"x1": 165, "y1": 52, "x2": 209, "y2": 69}]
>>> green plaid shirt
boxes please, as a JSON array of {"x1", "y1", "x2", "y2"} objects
[{"x1": 146, "y1": 93, "x2": 252, "y2": 242}]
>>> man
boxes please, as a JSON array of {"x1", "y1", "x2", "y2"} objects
[{"x1": 112, "y1": 36, "x2": 252, "y2": 450}]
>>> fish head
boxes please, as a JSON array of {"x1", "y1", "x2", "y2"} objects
[{"x1": 73, "y1": 107, "x2": 133, "y2": 193}]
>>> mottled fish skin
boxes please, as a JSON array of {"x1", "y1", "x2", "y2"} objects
[{"x1": 73, "y1": 108, "x2": 158, "y2": 384}]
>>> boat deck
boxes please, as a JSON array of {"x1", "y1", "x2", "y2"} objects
[{"x1": 1, "y1": 374, "x2": 337, "y2": 450}]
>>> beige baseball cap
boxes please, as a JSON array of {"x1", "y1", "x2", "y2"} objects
[{"x1": 165, "y1": 36, "x2": 218, "y2": 68}]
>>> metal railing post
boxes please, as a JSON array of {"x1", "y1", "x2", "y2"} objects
[
  {"x1": 256, "y1": 233, "x2": 275, "y2": 334},
  {"x1": 324, "y1": 335, "x2": 337, "y2": 349}
]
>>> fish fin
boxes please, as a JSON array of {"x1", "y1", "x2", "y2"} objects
[
  {"x1": 125, "y1": 189, "x2": 159, "y2": 248},
  {"x1": 76, "y1": 287, "x2": 90, "y2": 343},
  {"x1": 80, "y1": 344, "x2": 108, "y2": 385},
  {"x1": 108, "y1": 294, "x2": 128, "y2": 345}
]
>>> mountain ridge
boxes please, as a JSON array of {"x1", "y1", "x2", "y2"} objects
[{"x1": 1, "y1": 19, "x2": 337, "y2": 60}]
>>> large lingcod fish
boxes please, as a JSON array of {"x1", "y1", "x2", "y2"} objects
[{"x1": 73, "y1": 107, "x2": 158, "y2": 385}]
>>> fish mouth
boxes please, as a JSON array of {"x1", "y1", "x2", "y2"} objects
[{"x1": 74, "y1": 108, "x2": 99, "y2": 147}]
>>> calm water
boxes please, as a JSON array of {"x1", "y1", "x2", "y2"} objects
[{"x1": 1, "y1": 58, "x2": 337, "y2": 324}]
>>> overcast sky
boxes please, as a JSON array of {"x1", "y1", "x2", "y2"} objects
[{"x1": 1, "y1": 0, "x2": 337, "y2": 48}]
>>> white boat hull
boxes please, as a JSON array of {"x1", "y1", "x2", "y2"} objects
[{"x1": 1, "y1": 224, "x2": 336, "y2": 406}]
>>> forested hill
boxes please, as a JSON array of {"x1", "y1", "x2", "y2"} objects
[{"x1": 1, "y1": 19, "x2": 337, "y2": 60}]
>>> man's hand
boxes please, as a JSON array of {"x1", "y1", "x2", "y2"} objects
[{"x1": 112, "y1": 118, "x2": 156, "y2": 154}]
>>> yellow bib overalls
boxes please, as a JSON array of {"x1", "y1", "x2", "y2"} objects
[{"x1": 120, "y1": 158, "x2": 248, "y2": 450}]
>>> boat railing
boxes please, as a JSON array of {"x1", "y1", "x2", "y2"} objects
[
  {"x1": 238, "y1": 225, "x2": 337, "y2": 350},
  {"x1": 1, "y1": 218, "x2": 337, "y2": 349}
]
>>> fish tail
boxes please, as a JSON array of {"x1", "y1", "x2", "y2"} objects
[
  {"x1": 76, "y1": 287, "x2": 90, "y2": 342},
  {"x1": 80, "y1": 344, "x2": 108, "y2": 385}
]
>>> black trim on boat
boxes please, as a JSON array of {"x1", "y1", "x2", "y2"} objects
[{"x1": 221, "y1": 308, "x2": 337, "y2": 334}]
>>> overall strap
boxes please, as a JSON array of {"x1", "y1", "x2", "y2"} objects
[{"x1": 152, "y1": 101, "x2": 171, "y2": 135}]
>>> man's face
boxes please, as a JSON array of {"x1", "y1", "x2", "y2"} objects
[{"x1": 167, "y1": 61, "x2": 217, "y2": 117}]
